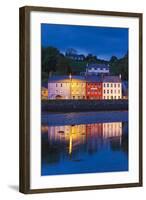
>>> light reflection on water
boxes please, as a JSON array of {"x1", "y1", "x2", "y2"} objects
[{"x1": 41, "y1": 120, "x2": 128, "y2": 176}]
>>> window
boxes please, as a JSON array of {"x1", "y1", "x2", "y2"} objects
[
  {"x1": 78, "y1": 96, "x2": 80, "y2": 99},
  {"x1": 118, "y1": 83, "x2": 120, "y2": 87},
  {"x1": 73, "y1": 96, "x2": 75, "y2": 99},
  {"x1": 56, "y1": 83, "x2": 58, "y2": 87},
  {"x1": 104, "y1": 83, "x2": 106, "y2": 87},
  {"x1": 118, "y1": 90, "x2": 120, "y2": 93},
  {"x1": 118, "y1": 96, "x2": 120, "y2": 99},
  {"x1": 107, "y1": 96, "x2": 109, "y2": 99},
  {"x1": 111, "y1": 83, "x2": 113, "y2": 87},
  {"x1": 111, "y1": 90, "x2": 113, "y2": 93},
  {"x1": 107, "y1": 83, "x2": 109, "y2": 87},
  {"x1": 114, "y1": 96, "x2": 116, "y2": 99},
  {"x1": 114, "y1": 83, "x2": 116, "y2": 87},
  {"x1": 107, "y1": 90, "x2": 109, "y2": 94},
  {"x1": 111, "y1": 96, "x2": 113, "y2": 99},
  {"x1": 61, "y1": 83, "x2": 62, "y2": 87},
  {"x1": 114, "y1": 90, "x2": 116, "y2": 93}
]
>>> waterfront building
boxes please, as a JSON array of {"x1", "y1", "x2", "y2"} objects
[
  {"x1": 102, "y1": 76, "x2": 122, "y2": 99},
  {"x1": 48, "y1": 76, "x2": 70, "y2": 99},
  {"x1": 86, "y1": 76, "x2": 102, "y2": 99},
  {"x1": 41, "y1": 87, "x2": 48, "y2": 100},
  {"x1": 48, "y1": 76, "x2": 86, "y2": 100},
  {"x1": 70, "y1": 76, "x2": 86, "y2": 99},
  {"x1": 86, "y1": 63, "x2": 110, "y2": 75}
]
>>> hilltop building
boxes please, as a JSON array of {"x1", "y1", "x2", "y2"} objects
[{"x1": 86, "y1": 63, "x2": 110, "y2": 75}]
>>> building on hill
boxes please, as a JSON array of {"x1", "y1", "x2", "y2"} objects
[
  {"x1": 86, "y1": 63, "x2": 110, "y2": 75},
  {"x1": 102, "y1": 76, "x2": 122, "y2": 100},
  {"x1": 86, "y1": 76, "x2": 102, "y2": 99}
]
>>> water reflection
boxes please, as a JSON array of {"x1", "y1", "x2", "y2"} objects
[{"x1": 41, "y1": 121, "x2": 128, "y2": 176}]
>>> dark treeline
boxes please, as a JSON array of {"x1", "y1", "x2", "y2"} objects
[{"x1": 42, "y1": 47, "x2": 128, "y2": 82}]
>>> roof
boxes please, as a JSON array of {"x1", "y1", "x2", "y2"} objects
[
  {"x1": 86, "y1": 76, "x2": 102, "y2": 83},
  {"x1": 103, "y1": 76, "x2": 121, "y2": 83},
  {"x1": 86, "y1": 63, "x2": 109, "y2": 69},
  {"x1": 48, "y1": 75, "x2": 86, "y2": 83}
]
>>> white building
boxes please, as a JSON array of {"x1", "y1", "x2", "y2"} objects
[
  {"x1": 48, "y1": 76, "x2": 71, "y2": 99},
  {"x1": 48, "y1": 76, "x2": 86, "y2": 99},
  {"x1": 86, "y1": 63, "x2": 110, "y2": 75},
  {"x1": 102, "y1": 76, "x2": 122, "y2": 100}
]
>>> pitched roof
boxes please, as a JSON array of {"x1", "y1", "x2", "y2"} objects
[
  {"x1": 48, "y1": 75, "x2": 86, "y2": 83},
  {"x1": 86, "y1": 75, "x2": 102, "y2": 83},
  {"x1": 103, "y1": 76, "x2": 121, "y2": 83}
]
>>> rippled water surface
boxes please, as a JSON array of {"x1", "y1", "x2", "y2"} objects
[{"x1": 41, "y1": 111, "x2": 128, "y2": 176}]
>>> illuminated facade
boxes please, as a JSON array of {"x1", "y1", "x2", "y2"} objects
[
  {"x1": 86, "y1": 63, "x2": 109, "y2": 75},
  {"x1": 86, "y1": 76, "x2": 102, "y2": 99},
  {"x1": 48, "y1": 76, "x2": 70, "y2": 99},
  {"x1": 41, "y1": 87, "x2": 48, "y2": 99},
  {"x1": 102, "y1": 76, "x2": 122, "y2": 100},
  {"x1": 48, "y1": 75, "x2": 122, "y2": 100},
  {"x1": 48, "y1": 76, "x2": 86, "y2": 100},
  {"x1": 70, "y1": 76, "x2": 86, "y2": 99}
]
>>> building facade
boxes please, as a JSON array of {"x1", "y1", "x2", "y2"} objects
[
  {"x1": 86, "y1": 76, "x2": 102, "y2": 99},
  {"x1": 48, "y1": 76, "x2": 86, "y2": 100},
  {"x1": 48, "y1": 75, "x2": 122, "y2": 100},
  {"x1": 102, "y1": 76, "x2": 122, "y2": 100},
  {"x1": 41, "y1": 87, "x2": 48, "y2": 100},
  {"x1": 86, "y1": 63, "x2": 110, "y2": 75},
  {"x1": 70, "y1": 76, "x2": 86, "y2": 99},
  {"x1": 48, "y1": 76, "x2": 70, "y2": 99}
]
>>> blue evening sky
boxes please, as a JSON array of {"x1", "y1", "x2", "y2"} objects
[{"x1": 41, "y1": 23, "x2": 128, "y2": 61}]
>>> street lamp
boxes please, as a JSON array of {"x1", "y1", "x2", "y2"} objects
[{"x1": 69, "y1": 74, "x2": 72, "y2": 99}]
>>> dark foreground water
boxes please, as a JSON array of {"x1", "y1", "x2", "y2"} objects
[{"x1": 41, "y1": 111, "x2": 128, "y2": 176}]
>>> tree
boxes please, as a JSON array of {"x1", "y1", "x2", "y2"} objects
[{"x1": 41, "y1": 46, "x2": 60, "y2": 74}]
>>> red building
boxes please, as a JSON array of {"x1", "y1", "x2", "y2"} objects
[{"x1": 86, "y1": 76, "x2": 102, "y2": 99}]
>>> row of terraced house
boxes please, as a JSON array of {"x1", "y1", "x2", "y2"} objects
[
  {"x1": 47, "y1": 75, "x2": 122, "y2": 100},
  {"x1": 42, "y1": 64, "x2": 124, "y2": 100}
]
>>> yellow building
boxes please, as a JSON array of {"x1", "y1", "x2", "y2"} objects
[
  {"x1": 70, "y1": 76, "x2": 86, "y2": 99},
  {"x1": 41, "y1": 87, "x2": 48, "y2": 99},
  {"x1": 48, "y1": 76, "x2": 86, "y2": 99}
]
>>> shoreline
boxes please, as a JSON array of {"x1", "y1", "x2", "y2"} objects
[{"x1": 42, "y1": 99, "x2": 128, "y2": 113}]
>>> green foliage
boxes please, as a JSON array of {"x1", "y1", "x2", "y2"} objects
[
  {"x1": 42, "y1": 46, "x2": 128, "y2": 81},
  {"x1": 110, "y1": 53, "x2": 128, "y2": 80}
]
